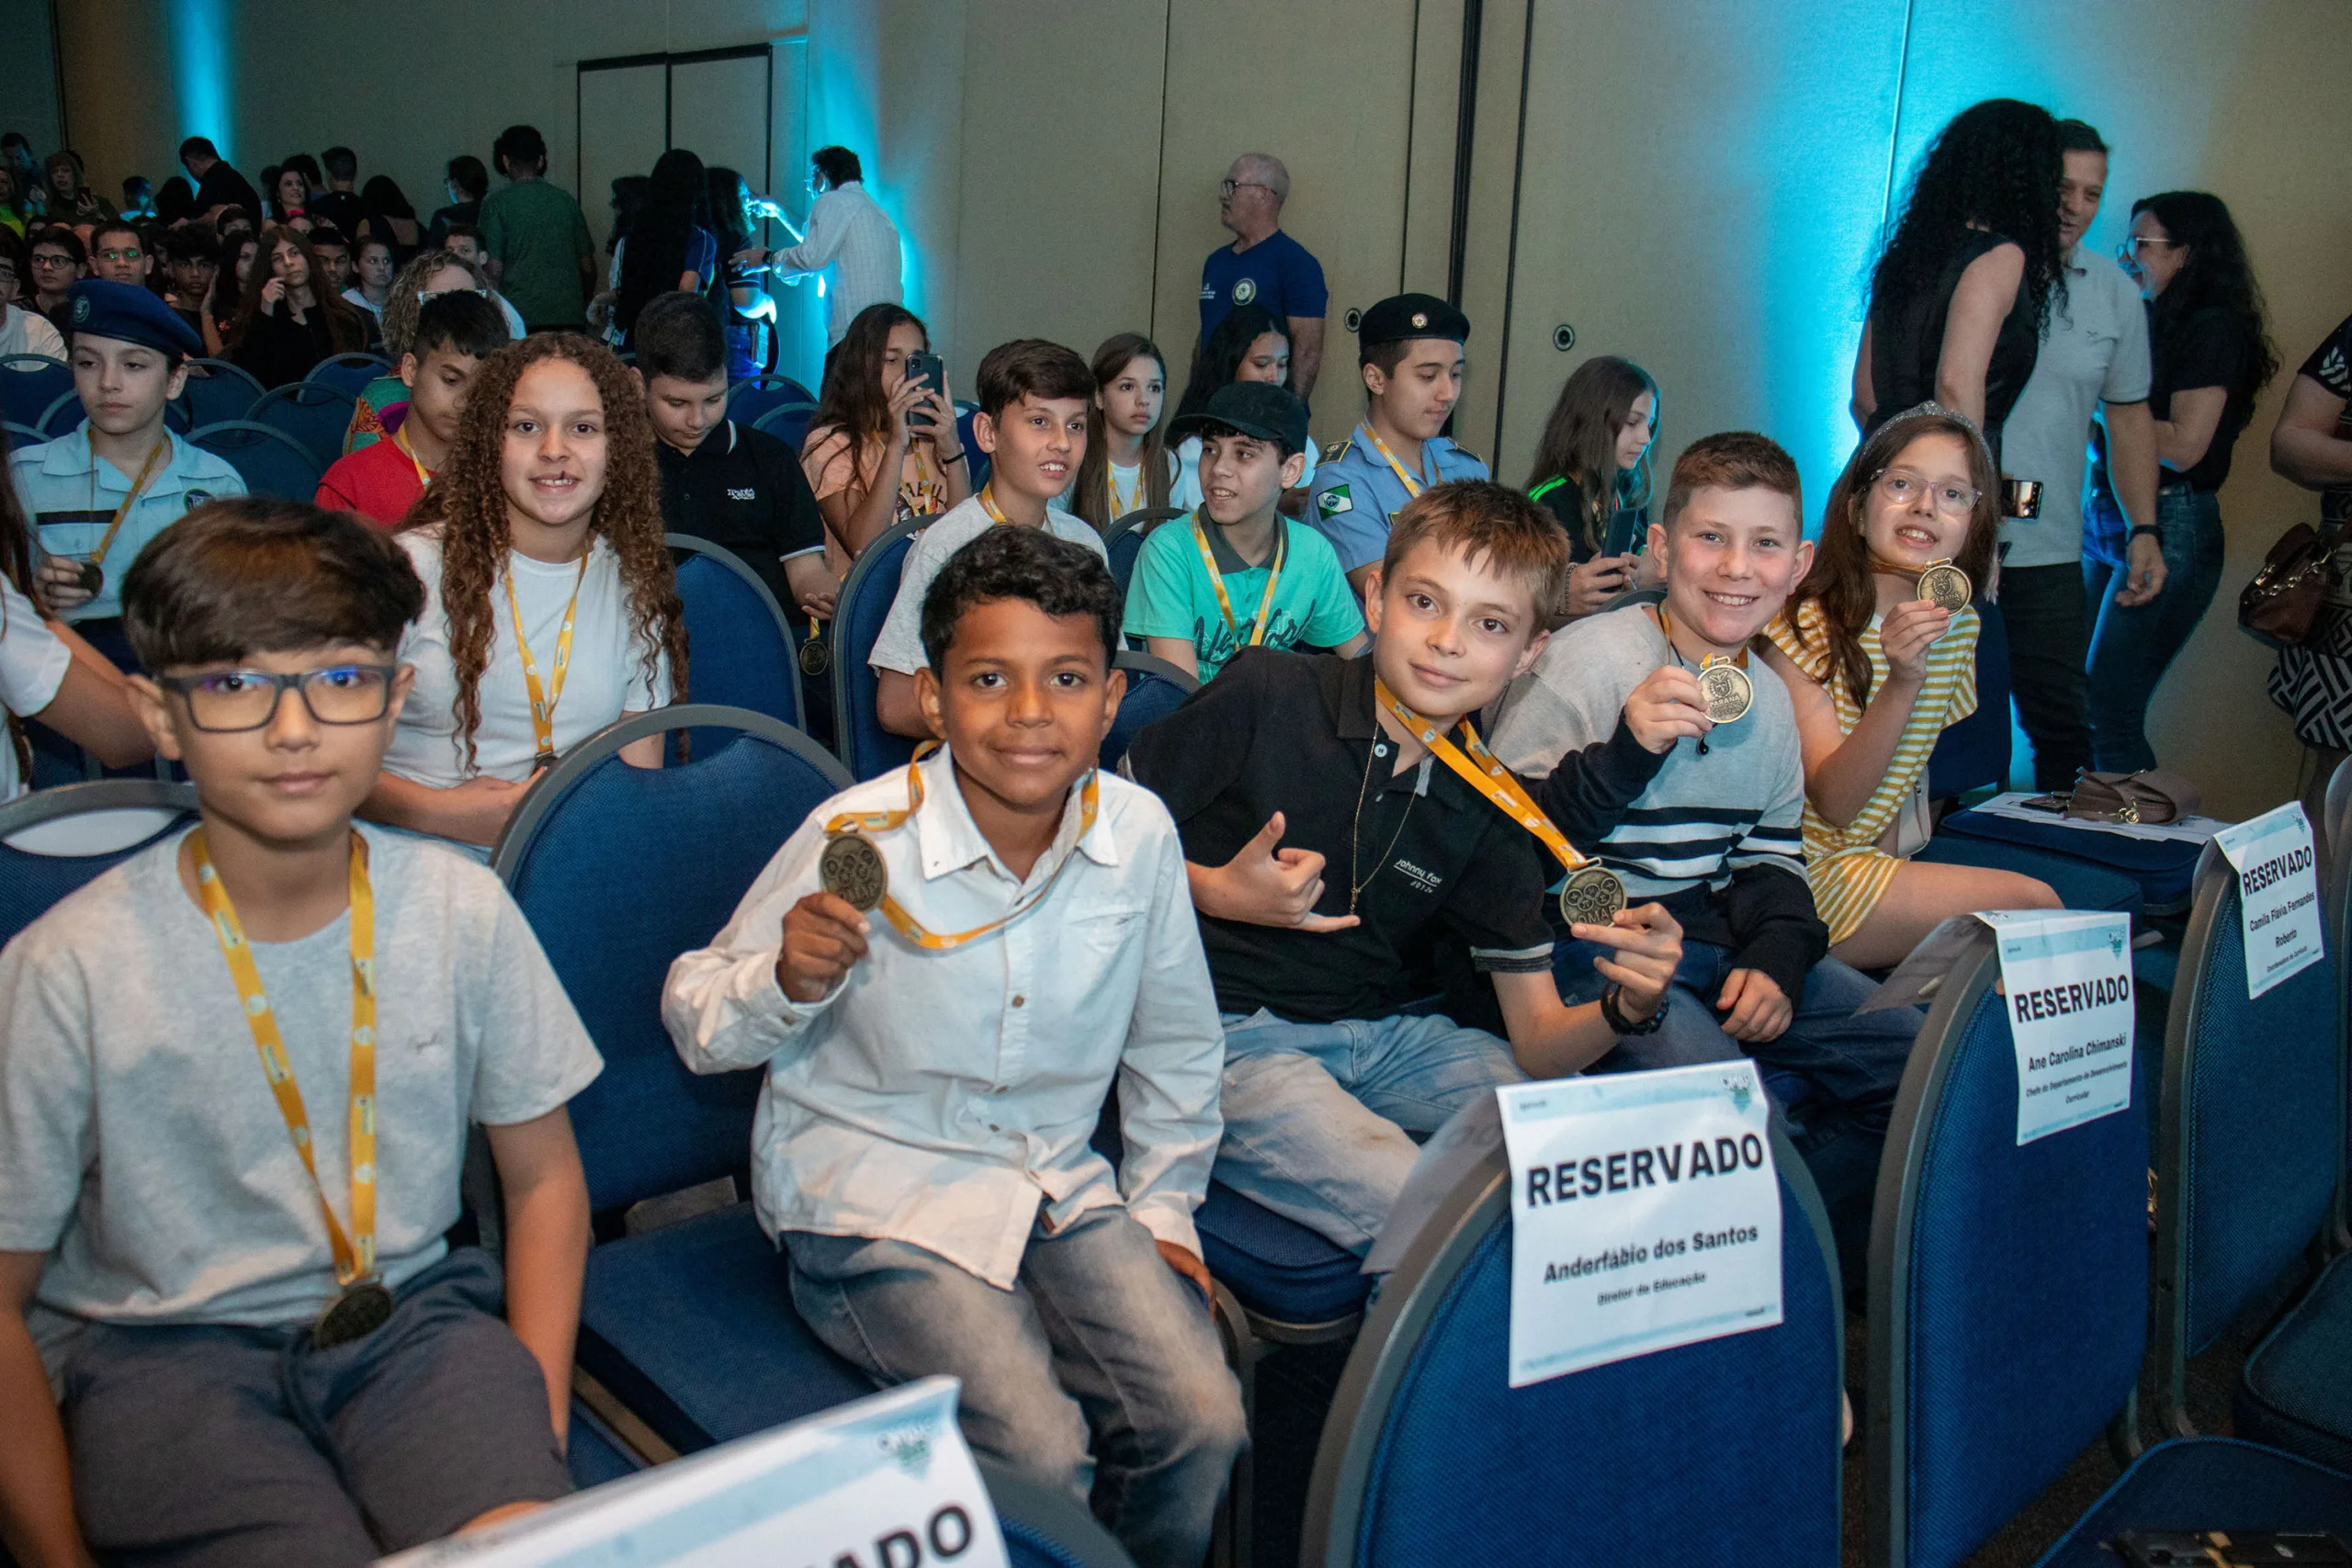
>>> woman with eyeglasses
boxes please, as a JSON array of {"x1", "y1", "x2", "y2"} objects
[
  {"x1": 1761, "y1": 404, "x2": 2059, "y2": 968},
  {"x1": 1852, "y1": 98, "x2": 2064, "y2": 471},
  {"x1": 2080, "y1": 190, "x2": 2278, "y2": 773}
]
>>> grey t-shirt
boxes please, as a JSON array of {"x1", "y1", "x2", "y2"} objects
[
  {"x1": 1997, "y1": 245, "x2": 2152, "y2": 569},
  {"x1": 866, "y1": 496, "x2": 1109, "y2": 675},
  {"x1": 0, "y1": 822, "x2": 602, "y2": 1348}
]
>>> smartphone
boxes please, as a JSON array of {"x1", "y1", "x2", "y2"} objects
[
  {"x1": 901, "y1": 351, "x2": 943, "y2": 431},
  {"x1": 2112, "y1": 1531, "x2": 2352, "y2": 1566},
  {"x1": 2017, "y1": 792, "x2": 2072, "y2": 814}
]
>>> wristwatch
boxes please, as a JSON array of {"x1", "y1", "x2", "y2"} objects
[
  {"x1": 1600, "y1": 983, "x2": 1666, "y2": 1035},
  {"x1": 2128, "y1": 525, "x2": 2162, "y2": 544}
]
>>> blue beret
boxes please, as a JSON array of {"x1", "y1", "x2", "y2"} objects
[
  {"x1": 66, "y1": 278, "x2": 202, "y2": 358},
  {"x1": 1356, "y1": 292, "x2": 1470, "y2": 348}
]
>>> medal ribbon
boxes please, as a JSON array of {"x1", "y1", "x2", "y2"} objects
[
  {"x1": 1655, "y1": 604, "x2": 1748, "y2": 670},
  {"x1": 503, "y1": 553, "x2": 588, "y2": 768},
  {"x1": 192, "y1": 829, "x2": 379, "y2": 1286},
  {"x1": 823, "y1": 745, "x2": 1102, "y2": 952},
  {"x1": 392, "y1": 423, "x2": 431, "y2": 487},
  {"x1": 1193, "y1": 513, "x2": 1285, "y2": 647},
  {"x1": 82, "y1": 437, "x2": 170, "y2": 572},
  {"x1": 1108, "y1": 464, "x2": 1141, "y2": 519},
  {"x1": 1868, "y1": 554, "x2": 1961, "y2": 595},
  {"x1": 977, "y1": 483, "x2": 1012, "y2": 525},
  {"x1": 1371, "y1": 678, "x2": 1596, "y2": 876},
  {"x1": 1359, "y1": 423, "x2": 1429, "y2": 500}
]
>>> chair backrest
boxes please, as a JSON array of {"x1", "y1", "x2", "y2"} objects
[
  {"x1": 1868, "y1": 924, "x2": 2149, "y2": 1568},
  {"x1": 175, "y1": 358, "x2": 268, "y2": 430},
  {"x1": 956, "y1": 401, "x2": 989, "y2": 491},
  {"x1": 751, "y1": 400, "x2": 818, "y2": 455},
  {"x1": 2154, "y1": 842, "x2": 2344, "y2": 1427},
  {"x1": 3, "y1": 420, "x2": 42, "y2": 452},
  {"x1": 2328, "y1": 753, "x2": 2352, "y2": 891},
  {"x1": 36, "y1": 389, "x2": 84, "y2": 437},
  {"x1": 831, "y1": 515, "x2": 924, "y2": 782},
  {"x1": 1102, "y1": 507, "x2": 1188, "y2": 595},
  {"x1": 1925, "y1": 597, "x2": 2011, "y2": 801},
  {"x1": 0, "y1": 780, "x2": 201, "y2": 949},
  {"x1": 492, "y1": 705, "x2": 851, "y2": 1216},
  {"x1": 726, "y1": 373, "x2": 814, "y2": 429},
  {"x1": 666, "y1": 533, "x2": 805, "y2": 735},
  {"x1": 1104, "y1": 651, "x2": 1197, "y2": 771},
  {"x1": 1303, "y1": 1127, "x2": 1842, "y2": 1568},
  {"x1": 978, "y1": 1460, "x2": 1140, "y2": 1568},
  {"x1": 304, "y1": 353, "x2": 389, "y2": 400},
  {"x1": 1, "y1": 355, "x2": 72, "y2": 430},
  {"x1": 247, "y1": 378, "x2": 361, "y2": 469},
  {"x1": 188, "y1": 420, "x2": 326, "y2": 502},
  {"x1": 2333, "y1": 757, "x2": 2352, "y2": 1253}
]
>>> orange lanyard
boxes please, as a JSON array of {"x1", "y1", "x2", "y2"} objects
[
  {"x1": 1656, "y1": 604, "x2": 1747, "y2": 670},
  {"x1": 978, "y1": 483, "x2": 1012, "y2": 525},
  {"x1": 1193, "y1": 513, "x2": 1285, "y2": 646},
  {"x1": 1108, "y1": 464, "x2": 1142, "y2": 519},
  {"x1": 83, "y1": 438, "x2": 169, "y2": 570},
  {"x1": 1372, "y1": 677, "x2": 1598, "y2": 876},
  {"x1": 503, "y1": 552, "x2": 588, "y2": 771},
  {"x1": 824, "y1": 746, "x2": 1101, "y2": 952},
  {"x1": 1360, "y1": 423, "x2": 1430, "y2": 500},
  {"x1": 391, "y1": 423, "x2": 431, "y2": 487},
  {"x1": 191, "y1": 829, "x2": 380, "y2": 1286}
]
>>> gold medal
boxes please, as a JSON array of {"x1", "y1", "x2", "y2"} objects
[
  {"x1": 1696, "y1": 659, "x2": 1753, "y2": 724},
  {"x1": 798, "y1": 633, "x2": 831, "y2": 677},
  {"x1": 74, "y1": 558, "x2": 104, "y2": 594},
  {"x1": 819, "y1": 830, "x2": 888, "y2": 912},
  {"x1": 312, "y1": 1279, "x2": 395, "y2": 1348},
  {"x1": 1916, "y1": 559, "x2": 1972, "y2": 612},
  {"x1": 1558, "y1": 864, "x2": 1629, "y2": 927}
]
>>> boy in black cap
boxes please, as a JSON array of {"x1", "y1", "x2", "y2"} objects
[
  {"x1": 11, "y1": 278, "x2": 244, "y2": 658},
  {"x1": 1123, "y1": 381, "x2": 1365, "y2": 682},
  {"x1": 1307, "y1": 292, "x2": 1486, "y2": 596}
]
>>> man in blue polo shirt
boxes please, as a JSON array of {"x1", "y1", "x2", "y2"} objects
[
  {"x1": 12, "y1": 279, "x2": 244, "y2": 667},
  {"x1": 1306, "y1": 293, "x2": 1487, "y2": 596},
  {"x1": 1199, "y1": 153, "x2": 1328, "y2": 402}
]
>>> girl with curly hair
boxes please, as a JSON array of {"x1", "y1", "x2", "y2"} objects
[
  {"x1": 366, "y1": 333, "x2": 685, "y2": 852},
  {"x1": 1760, "y1": 404, "x2": 2058, "y2": 968},
  {"x1": 1854, "y1": 98, "x2": 2064, "y2": 468}
]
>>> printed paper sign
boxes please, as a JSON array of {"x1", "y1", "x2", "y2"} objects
[
  {"x1": 378, "y1": 1377, "x2": 1007, "y2": 1568},
  {"x1": 1981, "y1": 910, "x2": 2135, "y2": 1145},
  {"x1": 2213, "y1": 803, "x2": 2325, "y2": 999},
  {"x1": 1496, "y1": 1061, "x2": 1781, "y2": 1388}
]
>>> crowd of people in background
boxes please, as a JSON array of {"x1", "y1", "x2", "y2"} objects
[{"x1": 1, "y1": 91, "x2": 2350, "y2": 1568}]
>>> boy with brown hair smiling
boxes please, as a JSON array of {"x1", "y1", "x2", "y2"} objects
[
  {"x1": 665, "y1": 525, "x2": 1244, "y2": 1568},
  {"x1": 1126, "y1": 479, "x2": 1682, "y2": 1255}
]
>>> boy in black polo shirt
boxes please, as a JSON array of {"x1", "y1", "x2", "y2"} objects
[
  {"x1": 634, "y1": 291, "x2": 836, "y2": 729},
  {"x1": 1125, "y1": 480, "x2": 1683, "y2": 1255}
]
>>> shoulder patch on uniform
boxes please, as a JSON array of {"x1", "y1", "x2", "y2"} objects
[
  {"x1": 1321, "y1": 438, "x2": 1351, "y2": 465},
  {"x1": 1317, "y1": 483, "x2": 1352, "y2": 515}
]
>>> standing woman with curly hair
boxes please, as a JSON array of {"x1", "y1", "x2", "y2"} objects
[
  {"x1": 366, "y1": 334, "x2": 685, "y2": 852},
  {"x1": 1854, "y1": 98, "x2": 2064, "y2": 468}
]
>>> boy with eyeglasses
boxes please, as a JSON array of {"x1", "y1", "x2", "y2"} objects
[
  {"x1": 0, "y1": 227, "x2": 65, "y2": 361},
  {"x1": 85, "y1": 220, "x2": 151, "y2": 288},
  {"x1": 26, "y1": 226, "x2": 85, "y2": 336},
  {"x1": 0, "y1": 499, "x2": 602, "y2": 1568}
]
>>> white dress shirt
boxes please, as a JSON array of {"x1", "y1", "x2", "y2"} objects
[
  {"x1": 775, "y1": 181, "x2": 903, "y2": 345},
  {"x1": 662, "y1": 747, "x2": 1224, "y2": 1289}
]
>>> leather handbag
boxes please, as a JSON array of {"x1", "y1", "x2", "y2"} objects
[
  {"x1": 2066, "y1": 770, "x2": 2202, "y2": 827},
  {"x1": 2239, "y1": 523, "x2": 2330, "y2": 649}
]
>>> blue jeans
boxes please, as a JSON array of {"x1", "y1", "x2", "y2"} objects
[
  {"x1": 786, "y1": 1208, "x2": 1246, "y2": 1568},
  {"x1": 2082, "y1": 486, "x2": 2226, "y2": 773},
  {"x1": 1216, "y1": 1010, "x2": 1527, "y2": 1255},
  {"x1": 1551, "y1": 939, "x2": 1922, "y2": 1227}
]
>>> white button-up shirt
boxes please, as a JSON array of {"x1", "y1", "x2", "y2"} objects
[
  {"x1": 662, "y1": 748, "x2": 1224, "y2": 1289},
  {"x1": 775, "y1": 180, "x2": 903, "y2": 345}
]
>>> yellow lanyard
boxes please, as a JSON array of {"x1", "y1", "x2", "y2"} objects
[
  {"x1": 391, "y1": 423, "x2": 431, "y2": 487},
  {"x1": 1360, "y1": 423, "x2": 1430, "y2": 500},
  {"x1": 1372, "y1": 678, "x2": 1598, "y2": 876},
  {"x1": 1193, "y1": 513, "x2": 1285, "y2": 647},
  {"x1": 900, "y1": 442, "x2": 936, "y2": 518},
  {"x1": 1108, "y1": 463, "x2": 1142, "y2": 519},
  {"x1": 503, "y1": 551, "x2": 589, "y2": 770},
  {"x1": 978, "y1": 483, "x2": 1012, "y2": 525},
  {"x1": 1656, "y1": 604, "x2": 1747, "y2": 670},
  {"x1": 824, "y1": 746, "x2": 1101, "y2": 952},
  {"x1": 191, "y1": 829, "x2": 380, "y2": 1287},
  {"x1": 83, "y1": 437, "x2": 170, "y2": 570}
]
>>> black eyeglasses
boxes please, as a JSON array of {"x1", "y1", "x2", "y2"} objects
[{"x1": 156, "y1": 664, "x2": 398, "y2": 731}]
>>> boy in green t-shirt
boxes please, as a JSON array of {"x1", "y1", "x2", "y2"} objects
[{"x1": 1124, "y1": 381, "x2": 1366, "y2": 682}]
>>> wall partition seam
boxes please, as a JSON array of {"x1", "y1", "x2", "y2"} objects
[
  {"x1": 1401, "y1": 0, "x2": 1422, "y2": 295},
  {"x1": 1878, "y1": 0, "x2": 1917, "y2": 231},
  {"x1": 1489, "y1": 0, "x2": 1536, "y2": 468},
  {"x1": 1149, "y1": 0, "x2": 1173, "y2": 348},
  {"x1": 1445, "y1": 0, "x2": 1484, "y2": 305}
]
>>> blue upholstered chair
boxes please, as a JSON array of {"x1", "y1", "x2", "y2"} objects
[
  {"x1": 830, "y1": 514, "x2": 924, "y2": 782},
  {"x1": 1866, "y1": 919, "x2": 2352, "y2": 1568},
  {"x1": 247, "y1": 378, "x2": 361, "y2": 470},
  {"x1": 1104, "y1": 651, "x2": 1196, "y2": 772},
  {"x1": 956, "y1": 400, "x2": 989, "y2": 491},
  {"x1": 0, "y1": 352, "x2": 70, "y2": 432},
  {"x1": 302, "y1": 352, "x2": 390, "y2": 402},
  {"x1": 751, "y1": 399, "x2": 818, "y2": 455},
  {"x1": 1301, "y1": 1126, "x2": 1843, "y2": 1566},
  {"x1": 1928, "y1": 807, "x2": 2200, "y2": 916},
  {"x1": 0, "y1": 780, "x2": 199, "y2": 949},
  {"x1": 174, "y1": 358, "x2": 268, "y2": 431},
  {"x1": 1102, "y1": 507, "x2": 1187, "y2": 596},
  {"x1": 188, "y1": 420, "x2": 326, "y2": 502},
  {"x1": 666, "y1": 534, "x2": 807, "y2": 737},
  {"x1": 726, "y1": 372, "x2": 815, "y2": 431},
  {"x1": 491, "y1": 705, "x2": 874, "y2": 1457}
]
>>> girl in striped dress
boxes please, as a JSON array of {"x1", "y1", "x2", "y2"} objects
[{"x1": 1761, "y1": 403, "x2": 2058, "y2": 968}]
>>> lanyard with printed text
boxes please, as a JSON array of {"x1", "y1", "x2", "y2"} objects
[
  {"x1": 1107, "y1": 464, "x2": 1142, "y2": 520},
  {"x1": 191, "y1": 829, "x2": 379, "y2": 1286},
  {"x1": 823, "y1": 745, "x2": 1101, "y2": 952},
  {"x1": 1360, "y1": 423, "x2": 1430, "y2": 500},
  {"x1": 392, "y1": 423, "x2": 431, "y2": 488},
  {"x1": 1372, "y1": 677, "x2": 1601, "y2": 878},
  {"x1": 503, "y1": 553, "x2": 588, "y2": 771},
  {"x1": 977, "y1": 483, "x2": 1013, "y2": 525},
  {"x1": 1194, "y1": 513, "x2": 1285, "y2": 646},
  {"x1": 81, "y1": 437, "x2": 170, "y2": 572}
]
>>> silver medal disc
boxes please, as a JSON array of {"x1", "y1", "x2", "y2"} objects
[
  {"x1": 819, "y1": 831, "x2": 888, "y2": 912},
  {"x1": 1696, "y1": 662, "x2": 1754, "y2": 725},
  {"x1": 1557, "y1": 865, "x2": 1628, "y2": 927}
]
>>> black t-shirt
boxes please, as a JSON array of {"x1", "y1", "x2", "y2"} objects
[
  {"x1": 426, "y1": 200, "x2": 481, "y2": 250},
  {"x1": 654, "y1": 422, "x2": 827, "y2": 607},
  {"x1": 2154, "y1": 303, "x2": 2257, "y2": 493},
  {"x1": 2297, "y1": 313, "x2": 2352, "y2": 529},
  {"x1": 310, "y1": 191, "x2": 368, "y2": 245},
  {"x1": 1125, "y1": 647, "x2": 1555, "y2": 1023},
  {"x1": 1868, "y1": 228, "x2": 2041, "y2": 468},
  {"x1": 194, "y1": 163, "x2": 261, "y2": 226},
  {"x1": 1531, "y1": 471, "x2": 1647, "y2": 563}
]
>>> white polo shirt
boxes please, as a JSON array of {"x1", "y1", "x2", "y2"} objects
[{"x1": 1998, "y1": 244, "x2": 2151, "y2": 569}]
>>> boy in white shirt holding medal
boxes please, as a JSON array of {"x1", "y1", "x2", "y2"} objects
[
  {"x1": 664, "y1": 525, "x2": 1244, "y2": 1568},
  {"x1": 0, "y1": 500, "x2": 603, "y2": 1568}
]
